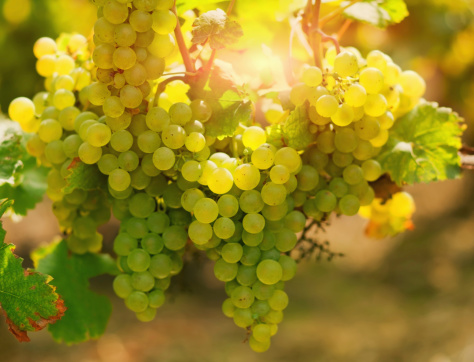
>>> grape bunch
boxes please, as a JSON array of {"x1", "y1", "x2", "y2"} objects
[{"x1": 6, "y1": 3, "x2": 426, "y2": 353}]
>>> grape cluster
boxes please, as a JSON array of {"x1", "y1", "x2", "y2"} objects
[
  {"x1": 359, "y1": 191, "x2": 416, "y2": 238},
  {"x1": 7, "y1": 6, "x2": 425, "y2": 353},
  {"x1": 283, "y1": 48, "x2": 426, "y2": 221},
  {"x1": 9, "y1": 34, "x2": 112, "y2": 253}
]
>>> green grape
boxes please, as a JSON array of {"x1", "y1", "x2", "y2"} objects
[
  {"x1": 233, "y1": 308, "x2": 254, "y2": 328},
  {"x1": 242, "y1": 230, "x2": 264, "y2": 246},
  {"x1": 218, "y1": 194, "x2": 239, "y2": 217},
  {"x1": 331, "y1": 103, "x2": 354, "y2": 127},
  {"x1": 140, "y1": 233, "x2": 164, "y2": 255},
  {"x1": 147, "y1": 212, "x2": 170, "y2": 234},
  {"x1": 156, "y1": 0, "x2": 174, "y2": 10},
  {"x1": 269, "y1": 165, "x2": 290, "y2": 184},
  {"x1": 364, "y1": 93, "x2": 387, "y2": 117},
  {"x1": 339, "y1": 194, "x2": 360, "y2": 216},
  {"x1": 348, "y1": 180, "x2": 369, "y2": 199},
  {"x1": 296, "y1": 165, "x2": 319, "y2": 191},
  {"x1": 131, "y1": 271, "x2": 155, "y2": 292},
  {"x1": 33, "y1": 37, "x2": 57, "y2": 58},
  {"x1": 114, "y1": 23, "x2": 137, "y2": 47},
  {"x1": 145, "y1": 175, "x2": 168, "y2": 197},
  {"x1": 208, "y1": 168, "x2": 234, "y2": 194},
  {"x1": 134, "y1": 0, "x2": 159, "y2": 11},
  {"x1": 109, "y1": 129, "x2": 132, "y2": 152},
  {"x1": 332, "y1": 150, "x2": 353, "y2": 168},
  {"x1": 236, "y1": 265, "x2": 257, "y2": 286},
  {"x1": 55, "y1": 54, "x2": 75, "y2": 75},
  {"x1": 213, "y1": 217, "x2": 235, "y2": 239},
  {"x1": 344, "y1": 83, "x2": 367, "y2": 107},
  {"x1": 148, "y1": 254, "x2": 173, "y2": 279},
  {"x1": 222, "y1": 298, "x2": 235, "y2": 318},
  {"x1": 343, "y1": 164, "x2": 364, "y2": 185},
  {"x1": 279, "y1": 255, "x2": 297, "y2": 281},
  {"x1": 240, "y1": 246, "x2": 261, "y2": 266},
  {"x1": 230, "y1": 286, "x2": 255, "y2": 309},
  {"x1": 181, "y1": 160, "x2": 202, "y2": 182},
  {"x1": 128, "y1": 193, "x2": 156, "y2": 219},
  {"x1": 262, "y1": 201, "x2": 288, "y2": 221},
  {"x1": 103, "y1": 0, "x2": 129, "y2": 24},
  {"x1": 87, "y1": 123, "x2": 112, "y2": 147},
  {"x1": 92, "y1": 44, "x2": 114, "y2": 70},
  {"x1": 316, "y1": 131, "x2": 335, "y2": 154},
  {"x1": 38, "y1": 119, "x2": 63, "y2": 143},
  {"x1": 352, "y1": 140, "x2": 374, "y2": 161},
  {"x1": 251, "y1": 145, "x2": 275, "y2": 170},
  {"x1": 274, "y1": 147, "x2": 301, "y2": 174},
  {"x1": 78, "y1": 142, "x2": 102, "y2": 164},
  {"x1": 239, "y1": 190, "x2": 264, "y2": 214},
  {"x1": 148, "y1": 33, "x2": 175, "y2": 58},
  {"x1": 399, "y1": 70, "x2": 426, "y2": 97},
  {"x1": 328, "y1": 177, "x2": 349, "y2": 198},
  {"x1": 125, "y1": 291, "x2": 149, "y2": 313},
  {"x1": 118, "y1": 150, "x2": 139, "y2": 172},
  {"x1": 154, "y1": 277, "x2": 171, "y2": 291},
  {"x1": 129, "y1": 10, "x2": 152, "y2": 32},
  {"x1": 185, "y1": 132, "x2": 206, "y2": 152},
  {"x1": 261, "y1": 182, "x2": 287, "y2": 206},
  {"x1": 243, "y1": 213, "x2": 265, "y2": 234},
  {"x1": 127, "y1": 248, "x2": 151, "y2": 273},
  {"x1": 301, "y1": 66, "x2": 322, "y2": 87},
  {"x1": 370, "y1": 129, "x2": 388, "y2": 148},
  {"x1": 354, "y1": 117, "x2": 381, "y2": 140},
  {"x1": 367, "y1": 50, "x2": 388, "y2": 72},
  {"x1": 142, "y1": 55, "x2": 165, "y2": 80},
  {"x1": 180, "y1": 188, "x2": 204, "y2": 212},
  {"x1": 153, "y1": 147, "x2": 175, "y2": 170},
  {"x1": 113, "y1": 274, "x2": 133, "y2": 299},
  {"x1": 314, "y1": 190, "x2": 337, "y2": 212},
  {"x1": 221, "y1": 243, "x2": 243, "y2": 264},
  {"x1": 262, "y1": 309, "x2": 283, "y2": 324},
  {"x1": 189, "y1": 220, "x2": 213, "y2": 245},
  {"x1": 190, "y1": 99, "x2": 212, "y2": 122},
  {"x1": 378, "y1": 112, "x2": 395, "y2": 130},
  {"x1": 162, "y1": 183, "x2": 183, "y2": 208},
  {"x1": 252, "y1": 324, "x2": 271, "y2": 344},
  {"x1": 268, "y1": 290, "x2": 289, "y2": 311},
  {"x1": 103, "y1": 96, "x2": 125, "y2": 119},
  {"x1": 168, "y1": 102, "x2": 192, "y2": 126},
  {"x1": 137, "y1": 130, "x2": 161, "y2": 153},
  {"x1": 106, "y1": 112, "x2": 132, "y2": 131},
  {"x1": 275, "y1": 228, "x2": 297, "y2": 252},
  {"x1": 148, "y1": 289, "x2": 165, "y2": 309},
  {"x1": 361, "y1": 159, "x2": 382, "y2": 181},
  {"x1": 359, "y1": 185, "x2": 375, "y2": 206},
  {"x1": 140, "y1": 154, "x2": 160, "y2": 177},
  {"x1": 161, "y1": 124, "x2": 186, "y2": 149},
  {"x1": 136, "y1": 307, "x2": 157, "y2": 322},
  {"x1": 252, "y1": 280, "x2": 275, "y2": 300},
  {"x1": 284, "y1": 211, "x2": 306, "y2": 233},
  {"x1": 168, "y1": 208, "x2": 192, "y2": 226},
  {"x1": 289, "y1": 83, "x2": 311, "y2": 106},
  {"x1": 233, "y1": 164, "x2": 260, "y2": 191},
  {"x1": 163, "y1": 225, "x2": 188, "y2": 250},
  {"x1": 242, "y1": 126, "x2": 266, "y2": 150},
  {"x1": 193, "y1": 198, "x2": 219, "y2": 223},
  {"x1": 209, "y1": 152, "x2": 229, "y2": 166},
  {"x1": 109, "y1": 168, "x2": 131, "y2": 191},
  {"x1": 120, "y1": 85, "x2": 143, "y2": 108},
  {"x1": 36, "y1": 55, "x2": 56, "y2": 78},
  {"x1": 316, "y1": 95, "x2": 338, "y2": 118},
  {"x1": 359, "y1": 67, "x2": 384, "y2": 94},
  {"x1": 334, "y1": 128, "x2": 358, "y2": 153},
  {"x1": 58, "y1": 106, "x2": 80, "y2": 131},
  {"x1": 214, "y1": 258, "x2": 239, "y2": 282},
  {"x1": 256, "y1": 260, "x2": 283, "y2": 285},
  {"x1": 333, "y1": 51, "x2": 358, "y2": 77},
  {"x1": 44, "y1": 140, "x2": 67, "y2": 165}
]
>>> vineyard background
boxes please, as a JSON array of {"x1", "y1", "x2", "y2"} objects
[{"x1": 1, "y1": 0, "x2": 474, "y2": 361}]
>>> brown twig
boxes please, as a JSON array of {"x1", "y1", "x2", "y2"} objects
[
  {"x1": 172, "y1": 4, "x2": 196, "y2": 73},
  {"x1": 337, "y1": 19, "x2": 352, "y2": 40},
  {"x1": 461, "y1": 145, "x2": 474, "y2": 170}
]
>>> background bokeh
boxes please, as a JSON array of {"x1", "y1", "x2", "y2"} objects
[{"x1": 1, "y1": 0, "x2": 474, "y2": 361}]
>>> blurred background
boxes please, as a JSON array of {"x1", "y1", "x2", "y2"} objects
[{"x1": 1, "y1": 0, "x2": 474, "y2": 361}]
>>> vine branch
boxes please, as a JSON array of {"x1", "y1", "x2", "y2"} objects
[{"x1": 172, "y1": 4, "x2": 196, "y2": 73}]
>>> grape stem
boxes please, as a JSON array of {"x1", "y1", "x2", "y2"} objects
[
  {"x1": 172, "y1": 4, "x2": 196, "y2": 73},
  {"x1": 152, "y1": 75, "x2": 186, "y2": 108},
  {"x1": 461, "y1": 145, "x2": 474, "y2": 170},
  {"x1": 337, "y1": 19, "x2": 353, "y2": 40},
  {"x1": 315, "y1": 29, "x2": 341, "y2": 54}
]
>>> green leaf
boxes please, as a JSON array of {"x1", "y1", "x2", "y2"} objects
[
  {"x1": 63, "y1": 161, "x2": 107, "y2": 194},
  {"x1": 266, "y1": 124, "x2": 285, "y2": 149},
  {"x1": 0, "y1": 200, "x2": 65, "y2": 342},
  {"x1": 342, "y1": 0, "x2": 409, "y2": 28},
  {"x1": 0, "y1": 132, "x2": 23, "y2": 182},
  {"x1": 32, "y1": 240, "x2": 118, "y2": 344},
  {"x1": 205, "y1": 91, "x2": 253, "y2": 138},
  {"x1": 0, "y1": 199, "x2": 13, "y2": 246},
  {"x1": 282, "y1": 105, "x2": 316, "y2": 150},
  {"x1": 377, "y1": 102, "x2": 464, "y2": 185},
  {"x1": 191, "y1": 8, "x2": 243, "y2": 50}
]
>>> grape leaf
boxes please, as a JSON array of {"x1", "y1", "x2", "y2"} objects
[
  {"x1": 32, "y1": 240, "x2": 118, "y2": 344},
  {"x1": 377, "y1": 102, "x2": 464, "y2": 185},
  {"x1": 266, "y1": 124, "x2": 285, "y2": 149},
  {"x1": 0, "y1": 200, "x2": 66, "y2": 342},
  {"x1": 282, "y1": 105, "x2": 316, "y2": 150},
  {"x1": 63, "y1": 160, "x2": 107, "y2": 194},
  {"x1": 0, "y1": 123, "x2": 48, "y2": 216},
  {"x1": 204, "y1": 91, "x2": 253, "y2": 138},
  {"x1": 342, "y1": 0, "x2": 409, "y2": 28},
  {"x1": 191, "y1": 9, "x2": 243, "y2": 50},
  {"x1": 0, "y1": 131, "x2": 23, "y2": 182}
]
